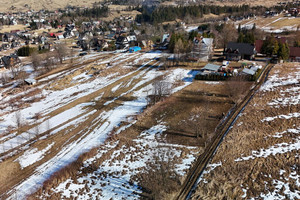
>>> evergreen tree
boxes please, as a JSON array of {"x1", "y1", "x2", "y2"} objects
[
  {"x1": 238, "y1": 24, "x2": 241, "y2": 33},
  {"x1": 278, "y1": 42, "x2": 290, "y2": 60},
  {"x1": 237, "y1": 33, "x2": 244, "y2": 43}
]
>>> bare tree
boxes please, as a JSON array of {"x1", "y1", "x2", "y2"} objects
[
  {"x1": 185, "y1": 107, "x2": 205, "y2": 138},
  {"x1": 31, "y1": 51, "x2": 43, "y2": 71},
  {"x1": 160, "y1": 55, "x2": 168, "y2": 70},
  {"x1": 54, "y1": 43, "x2": 70, "y2": 64},
  {"x1": 15, "y1": 111, "x2": 22, "y2": 133},
  {"x1": 152, "y1": 77, "x2": 171, "y2": 104},
  {"x1": 136, "y1": 147, "x2": 180, "y2": 199},
  {"x1": 43, "y1": 52, "x2": 55, "y2": 72},
  {"x1": 0, "y1": 72, "x2": 10, "y2": 84},
  {"x1": 225, "y1": 75, "x2": 249, "y2": 104},
  {"x1": 174, "y1": 38, "x2": 184, "y2": 63},
  {"x1": 10, "y1": 66, "x2": 21, "y2": 79},
  {"x1": 220, "y1": 23, "x2": 238, "y2": 50}
]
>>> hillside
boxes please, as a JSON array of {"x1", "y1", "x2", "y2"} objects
[{"x1": 0, "y1": 0, "x2": 292, "y2": 12}]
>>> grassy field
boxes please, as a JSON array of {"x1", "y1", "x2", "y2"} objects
[
  {"x1": 0, "y1": 25, "x2": 27, "y2": 33},
  {"x1": 191, "y1": 63, "x2": 300, "y2": 199}
]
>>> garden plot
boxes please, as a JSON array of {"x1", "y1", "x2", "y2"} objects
[{"x1": 192, "y1": 63, "x2": 300, "y2": 199}]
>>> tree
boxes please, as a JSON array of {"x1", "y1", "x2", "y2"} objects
[
  {"x1": 152, "y1": 77, "x2": 171, "y2": 103},
  {"x1": 278, "y1": 42, "x2": 290, "y2": 61},
  {"x1": 237, "y1": 33, "x2": 245, "y2": 43},
  {"x1": 136, "y1": 147, "x2": 180, "y2": 199},
  {"x1": 54, "y1": 43, "x2": 69, "y2": 64},
  {"x1": 220, "y1": 23, "x2": 238, "y2": 49},
  {"x1": 31, "y1": 51, "x2": 43, "y2": 71},
  {"x1": 225, "y1": 75, "x2": 248, "y2": 104},
  {"x1": 261, "y1": 36, "x2": 279, "y2": 56},
  {"x1": 174, "y1": 38, "x2": 184, "y2": 62},
  {"x1": 238, "y1": 24, "x2": 241, "y2": 33},
  {"x1": 186, "y1": 107, "x2": 205, "y2": 138},
  {"x1": 188, "y1": 30, "x2": 199, "y2": 41}
]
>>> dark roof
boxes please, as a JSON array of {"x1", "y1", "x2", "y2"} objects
[
  {"x1": 226, "y1": 42, "x2": 256, "y2": 55},
  {"x1": 289, "y1": 46, "x2": 300, "y2": 57},
  {"x1": 116, "y1": 36, "x2": 127, "y2": 44}
]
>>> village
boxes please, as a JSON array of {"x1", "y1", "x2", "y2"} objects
[
  {"x1": 0, "y1": 2, "x2": 300, "y2": 85},
  {"x1": 0, "y1": 1, "x2": 299, "y2": 199}
]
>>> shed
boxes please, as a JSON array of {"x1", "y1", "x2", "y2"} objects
[
  {"x1": 25, "y1": 78, "x2": 37, "y2": 85},
  {"x1": 202, "y1": 63, "x2": 221, "y2": 72},
  {"x1": 129, "y1": 46, "x2": 141, "y2": 53},
  {"x1": 242, "y1": 68, "x2": 256, "y2": 76}
]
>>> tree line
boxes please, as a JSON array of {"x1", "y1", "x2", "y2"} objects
[
  {"x1": 136, "y1": 5, "x2": 264, "y2": 24},
  {"x1": 62, "y1": 6, "x2": 109, "y2": 19}
]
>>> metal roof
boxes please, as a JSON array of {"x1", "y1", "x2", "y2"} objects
[
  {"x1": 202, "y1": 63, "x2": 221, "y2": 71},
  {"x1": 242, "y1": 68, "x2": 256, "y2": 75}
]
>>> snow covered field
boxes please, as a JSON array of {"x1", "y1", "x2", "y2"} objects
[
  {"x1": 0, "y1": 51, "x2": 198, "y2": 199},
  {"x1": 192, "y1": 63, "x2": 300, "y2": 199},
  {"x1": 237, "y1": 15, "x2": 300, "y2": 33}
]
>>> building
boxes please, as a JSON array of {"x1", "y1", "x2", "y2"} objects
[
  {"x1": 224, "y1": 42, "x2": 256, "y2": 61},
  {"x1": 289, "y1": 46, "x2": 300, "y2": 62},
  {"x1": 190, "y1": 37, "x2": 214, "y2": 62}
]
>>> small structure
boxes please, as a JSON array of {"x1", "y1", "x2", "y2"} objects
[
  {"x1": 224, "y1": 42, "x2": 256, "y2": 61},
  {"x1": 24, "y1": 78, "x2": 37, "y2": 85},
  {"x1": 128, "y1": 46, "x2": 141, "y2": 53},
  {"x1": 202, "y1": 63, "x2": 221, "y2": 72},
  {"x1": 242, "y1": 68, "x2": 256, "y2": 76},
  {"x1": 289, "y1": 47, "x2": 300, "y2": 62}
]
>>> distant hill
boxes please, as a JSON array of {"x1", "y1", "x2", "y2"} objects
[
  {"x1": 0, "y1": 0, "x2": 292, "y2": 12},
  {"x1": 0, "y1": 0, "x2": 105, "y2": 12}
]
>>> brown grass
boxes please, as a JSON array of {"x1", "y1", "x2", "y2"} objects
[
  {"x1": 191, "y1": 63, "x2": 300, "y2": 199},
  {"x1": 28, "y1": 76, "x2": 239, "y2": 199}
]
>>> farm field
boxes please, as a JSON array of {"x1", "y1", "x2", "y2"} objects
[
  {"x1": 191, "y1": 63, "x2": 300, "y2": 199},
  {"x1": 237, "y1": 14, "x2": 300, "y2": 33},
  {"x1": 0, "y1": 49, "x2": 239, "y2": 199}
]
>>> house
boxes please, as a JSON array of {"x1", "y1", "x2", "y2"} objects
[
  {"x1": 289, "y1": 46, "x2": 300, "y2": 62},
  {"x1": 190, "y1": 37, "x2": 214, "y2": 62},
  {"x1": 57, "y1": 35, "x2": 64, "y2": 40},
  {"x1": 224, "y1": 42, "x2": 256, "y2": 61},
  {"x1": 116, "y1": 36, "x2": 129, "y2": 49},
  {"x1": 1, "y1": 54, "x2": 21, "y2": 68}
]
